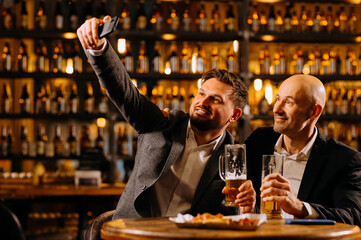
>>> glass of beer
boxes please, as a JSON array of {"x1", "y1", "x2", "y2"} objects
[
  {"x1": 219, "y1": 144, "x2": 247, "y2": 207},
  {"x1": 261, "y1": 154, "x2": 285, "y2": 219}
]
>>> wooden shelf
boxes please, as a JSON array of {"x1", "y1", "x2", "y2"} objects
[
  {"x1": 251, "y1": 74, "x2": 361, "y2": 84},
  {"x1": 0, "y1": 113, "x2": 107, "y2": 120}
]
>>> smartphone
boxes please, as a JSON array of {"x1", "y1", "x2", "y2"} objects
[
  {"x1": 285, "y1": 219, "x2": 336, "y2": 225},
  {"x1": 99, "y1": 16, "x2": 119, "y2": 38}
]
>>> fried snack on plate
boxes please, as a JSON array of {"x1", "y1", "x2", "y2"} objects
[{"x1": 190, "y1": 213, "x2": 229, "y2": 224}]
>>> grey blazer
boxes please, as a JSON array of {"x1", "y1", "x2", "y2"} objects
[{"x1": 86, "y1": 41, "x2": 238, "y2": 219}]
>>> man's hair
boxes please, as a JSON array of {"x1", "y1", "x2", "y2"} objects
[{"x1": 201, "y1": 68, "x2": 248, "y2": 110}]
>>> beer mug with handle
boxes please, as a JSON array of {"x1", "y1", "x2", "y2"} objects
[{"x1": 219, "y1": 144, "x2": 247, "y2": 207}]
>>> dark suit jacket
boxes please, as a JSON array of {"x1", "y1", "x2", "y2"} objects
[
  {"x1": 86, "y1": 42, "x2": 237, "y2": 219},
  {"x1": 246, "y1": 127, "x2": 361, "y2": 226}
]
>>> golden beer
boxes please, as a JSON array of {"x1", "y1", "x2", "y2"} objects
[
  {"x1": 225, "y1": 178, "x2": 246, "y2": 207},
  {"x1": 261, "y1": 196, "x2": 282, "y2": 219}
]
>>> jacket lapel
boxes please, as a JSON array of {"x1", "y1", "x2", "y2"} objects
[{"x1": 297, "y1": 131, "x2": 327, "y2": 201}]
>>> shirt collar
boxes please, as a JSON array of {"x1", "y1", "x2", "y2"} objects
[
  {"x1": 274, "y1": 127, "x2": 318, "y2": 161},
  {"x1": 187, "y1": 121, "x2": 224, "y2": 150}
]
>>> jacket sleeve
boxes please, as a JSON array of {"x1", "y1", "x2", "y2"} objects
[
  {"x1": 84, "y1": 41, "x2": 169, "y2": 134},
  {"x1": 309, "y1": 150, "x2": 361, "y2": 227}
]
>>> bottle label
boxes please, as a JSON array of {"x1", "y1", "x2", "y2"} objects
[
  {"x1": 98, "y1": 101, "x2": 108, "y2": 114},
  {"x1": 21, "y1": 56, "x2": 28, "y2": 72},
  {"x1": 170, "y1": 57, "x2": 178, "y2": 72},
  {"x1": 70, "y1": 15, "x2": 79, "y2": 30},
  {"x1": 137, "y1": 16, "x2": 147, "y2": 30},
  {"x1": 183, "y1": 18, "x2": 191, "y2": 31},
  {"x1": 268, "y1": 19, "x2": 276, "y2": 32},
  {"x1": 197, "y1": 58, "x2": 204, "y2": 73},
  {"x1": 21, "y1": 15, "x2": 28, "y2": 29},
  {"x1": 227, "y1": 18, "x2": 235, "y2": 31},
  {"x1": 199, "y1": 18, "x2": 207, "y2": 32},
  {"x1": 227, "y1": 59, "x2": 236, "y2": 72},
  {"x1": 155, "y1": 16, "x2": 163, "y2": 31},
  {"x1": 124, "y1": 56, "x2": 133, "y2": 72},
  {"x1": 71, "y1": 98, "x2": 79, "y2": 114},
  {"x1": 153, "y1": 56, "x2": 160, "y2": 72},
  {"x1": 122, "y1": 17, "x2": 131, "y2": 30},
  {"x1": 21, "y1": 142, "x2": 29, "y2": 156},
  {"x1": 40, "y1": 16, "x2": 47, "y2": 29},
  {"x1": 85, "y1": 99, "x2": 94, "y2": 113},
  {"x1": 3, "y1": 99, "x2": 10, "y2": 113},
  {"x1": 56, "y1": 15, "x2": 64, "y2": 29},
  {"x1": 170, "y1": 16, "x2": 179, "y2": 31},
  {"x1": 181, "y1": 58, "x2": 190, "y2": 73},
  {"x1": 37, "y1": 141, "x2": 45, "y2": 156}
]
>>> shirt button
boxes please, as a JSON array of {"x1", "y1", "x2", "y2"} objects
[{"x1": 141, "y1": 185, "x2": 146, "y2": 190}]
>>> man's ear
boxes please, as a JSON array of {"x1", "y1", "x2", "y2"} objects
[
  {"x1": 229, "y1": 108, "x2": 242, "y2": 123},
  {"x1": 310, "y1": 104, "x2": 323, "y2": 119}
]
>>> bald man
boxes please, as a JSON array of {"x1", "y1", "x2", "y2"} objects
[{"x1": 246, "y1": 74, "x2": 361, "y2": 226}]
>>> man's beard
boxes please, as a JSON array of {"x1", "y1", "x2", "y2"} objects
[{"x1": 190, "y1": 114, "x2": 215, "y2": 131}]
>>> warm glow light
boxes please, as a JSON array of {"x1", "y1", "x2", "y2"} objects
[
  {"x1": 165, "y1": 61, "x2": 171, "y2": 75},
  {"x1": 161, "y1": 34, "x2": 176, "y2": 41},
  {"x1": 254, "y1": 79, "x2": 262, "y2": 91},
  {"x1": 62, "y1": 32, "x2": 77, "y2": 39},
  {"x1": 66, "y1": 59, "x2": 74, "y2": 74},
  {"x1": 97, "y1": 118, "x2": 106, "y2": 128},
  {"x1": 265, "y1": 85, "x2": 273, "y2": 105},
  {"x1": 260, "y1": 35, "x2": 275, "y2": 42},
  {"x1": 355, "y1": 36, "x2": 361, "y2": 43},
  {"x1": 197, "y1": 78, "x2": 203, "y2": 89},
  {"x1": 118, "y1": 38, "x2": 126, "y2": 54},
  {"x1": 131, "y1": 79, "x2": 137, "y2": 87},
  {"x1": 233, "y1": 40, "x2": 239, "y2": 53},
  {"x1": 302, "y1": 64, "x2": 310, "y2": 75},
  {"x1": 191, "y1": 53, "x2": 197, "y2": 73}
]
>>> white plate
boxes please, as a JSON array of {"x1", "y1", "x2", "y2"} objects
[{"x1": 169, "y1": 213, "x2": 267, "y2": 231}]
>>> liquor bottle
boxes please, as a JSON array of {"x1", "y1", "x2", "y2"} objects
[
  {"x1": 340, "y1": 88, "x2": 349, "y2": 115},
  {"x1": 152, "y1": 41, "x2": 161, "y2": 73},
  {"x1": 305, "y1": 10, "x2": 314, "y2": 32},
  {"x1": 290, "y1": 9, "x2": 298, "y2": 32},
  {"x1": 80, "y1": 125, "x2": 91, "y2": 155},
  {"x1": 259, "y1": 94, "x2": 269, "y2": 115},
  {"x1": 321, "y1": 49, "x2": 330, "y2": 75},
  {"x1": 52, "y1": 42, "x2": 64, "y2": 73},
  {"x1": 275, "y1": 10, "x2": 283, "y2": 32},
  {"x1": 267, "y1": 5, "x2": 276, "y2": 32},
  {"x1": 35, "y1": 86, "x2": 44, "y2": 114},
  {"x1": 20, "y1": 125, "x2": 29, "y2": 157},
  {"x1": 19, "y1": 84, "x2": 31, "y2": 114},
  {"x1": 179, "y1": 87, "x2": 186, "y2": 112},
  {"x1": 339, "y1": 5, "x2": 347, "y2": 33},
  {"x1": 259, "y1": 10, "x2": 267, "y2": 32},
  {"x1": 67, "y1": 125, "x2": 78, "y2": 157},
  {"x1": 156, "y1": 86, "x2": 164, "y2": 109},
  {"x1": 1, "y1": 83, "x2": 11, "y2": 114},
  {"x1": 43, "y1": 83, "x2": 51, "y2": 113},
  {"x1": 320, "y1": 9, "x2": 327, "y2": 33},
  {"x1": 137, "y1": 41, "x2": 149, "y2": 73},
  {"x1": 312, "y1": 5, "x2": 321, "y2": 33},
  {"x1": 171, "y1": 86, "x2": 179, "y2": 109},
  {"x1": 1, "y1": 125, "x2": 8, "y2": 157},
  {"x1": 283, "y1": 3, "x2": 292, "y2": 32},
  {"x1": 180, "y1": 42, "x2": 190, "y2": 74},
  {"x1": 35, "y1": 42, "x2": 45, "y2": 72},
  {"x1": 196, "y1": 44, "x2": 205, "y2": 73},
  {"x1": 336, "y1": 49, "x2": 342, "y2": 75},
  {"x1": 329, "y1": 45, "x2": 336, "y2": 75},
  {"x1": 117, "y1": 125, "x2": 129, "y2": 156},
  {"x1": 52, "y1": 85, "x2": 66, "y2": 115},
  {"x1": 263, "y1": 44, "x2": 271, "y2": 74},
  {"x1": 120, "y1": 0, "x2": 131, "y2": 30},
  {"x1": 296, "y1": 46, "x2": 304, "y2": 74},
  {"x1": 72, "y1": 41, "x2": 82, "y2": 73},
  {"x1": 248, "y1": 3, "x2": 259, "y2": 32},
  {"x1": 150, "y1": 1, "x2": 163, "y2": 31},
  {"x1": 358, "y1": 46, "x2": 361, "y2": 75},
  {"x1": 350, "y1": 89, "x2": 356, "y2": 116},
  {"x1": 95, "y1": 127, "x2": 105, "y2": 153},
  {"x1": 168, "y1": 3, "x2": 179, "y2": 31},
  {"x1": 55, "y1": 0, "x2": 64, "y2": 30},
  {"x1": 326, "y1": 5, "x2": 333, "y2": 33},
  {"x1": 227, "y1": 45, "x2": 236, "y2": 72},
  {"x1": 2, "y1": 7, "x2": 14, "y2": 30},
  {"x1": 17, "y1": 41, "x2": 28, "y2": 72},
  {"x1": 182, "y1": 3, "x2": 191, "y2": 32},
  {"x1": 98, "y1": 87, "x2": 108, "y2": 114},
  {"x1": 349, "y1": 125, "x2": 358, "y2": 150},
  {"x1": 210, "y1": 3, "x2": 221, "y2": 32},
  {"x1": 273, "y1": 48, "x2": 281, "y2": 74},
  {"x1": 2, "y1": 42, "x2": 12, "y2": 72},
  {"x1": 346, "y1": 46, "x2": 355, "y2": 75},
  {"x1": 164, "y1": 88, "x2": 172, "y2": 109},
  {"x1": 35, "y1": 0, "x2": 47, "y2": 30},
  {"x1": 314, "y1": 46, "x2": 321, "y2": 75},
  {"x1": 356, "y1": 89, "x2": 361, "y2": 115},
  {"x1": 20, "y1": 0, "x2": 28, "y2": 30},
  {"x1": 299, "y1": 4, "x2": 307, "y2": 32},
  {"x1": 120, "y1": 42, "x2": 132, "y2": 73},
  {"x1": 54, "y1": 125, "x2": 63, "y2": 157},
  {"x1": 36, "y1": 124, "x2": 47, "y2": 157},
  {"x1": 210, "y1": 45, "x2": 219, "y2": 69},
  {"x1": 6, "y1": 126, "x2": 12, "y2": 156},
  {"x1": 196, "y1": 4, "x2": 207, "y2": 32},
  {"x1": 84, "y1": 83, "x2": 95, "y2": 114},
  {"x1": 224, "y1": 2, "x2": 235, "y2": 32},
  {"x1": 279, "y1": 45, "x2": 286, "y2": 74},
  {"x1": 169, "y1": 41, "x2": 178, "y2": 73},
  {"x1": 69, "y1": 83, "x2": 79, "y2": 114},
  {"x1": 348, "y1": 7, "x2": 357, "y2": 34},
  {"x1": 136, "y1": 0, "x2": 147, "y2": 30},
  {"x1": 69, "y1": 0, "x2": 79, "y2": 30},
  {"x1": 325, "y1": 88, "x2": 335, "y2": 115}
]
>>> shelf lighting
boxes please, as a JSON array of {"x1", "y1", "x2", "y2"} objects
[
  {"x1": 62, "y1": 32, "x2": 77, "y2": 39},
  {"x1": 165, "y1": 61, "x2": 171, "y2": 75},
  {"x1": 260, "y1": 35, "x2": 275, "y2": 42},
  {"x1": 355, "y1": 36, "x2": 361, "y2": 43},
  {"x1": 254, "y1": 79, "x2": 262, "y2": 91},
  {"x1": 161, "y1": 34, "x2": 176, "y2": 41},
  {"x1": 191, "y1": 53, "x2": 197, "y2": 73},
  {"x1": 66, "y1": 59, "x2": 74, "y2": 74},
  {"x1": 265, "y1": 85, "x2": 273, "y2": 105},
  {"x1": 118, "y1": 38, "x2": 126, "y2": 54},
  {"x1": 233, "y1": 40, "x2": 239, "y2": 53},
  {"x1": 97, "y1": 118, "x2": 107, "y2": 128}
]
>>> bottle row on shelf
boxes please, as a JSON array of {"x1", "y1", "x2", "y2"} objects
[
  {"x1": 0, "y1": 123, "x2": 106, "y2": 160},
  {"x1": 0, "y1": 39, "x2": 83, "y2": 74},
  {"x1": 249, "y1": 80, "x2": 361, "y2": 117},
  {"x1": 254, "y1": 44, "x2": 361, "y2": 76},
  {"x1": 120, "y1": 40, "x2": 238, "y2": 74},
  {"x1": 1, "y1": 81, "x2": 108, "y2": 115},
  {"x1": 248, "y1": 2, "x2": 360, "y2": 34}
]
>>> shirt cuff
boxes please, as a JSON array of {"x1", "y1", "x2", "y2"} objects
[
  {"x1": 87, "y1": 40, "x2": 108, "y2": 56},
  {"x1": 303, "y1": 202, "x2": 320, "y2": 219}
]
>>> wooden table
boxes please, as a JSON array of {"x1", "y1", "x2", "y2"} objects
[{"x1": 101, "y1": 217, "x2": 361, "y2": 240}]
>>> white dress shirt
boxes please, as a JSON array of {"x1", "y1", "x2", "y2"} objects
[{"x1": 274, "y1": 127, "x2": 319, "y2": 219}]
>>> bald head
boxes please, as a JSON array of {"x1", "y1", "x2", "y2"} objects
[{"x1": 280, "y1": 74, "x2": 326, "y2": 110}]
